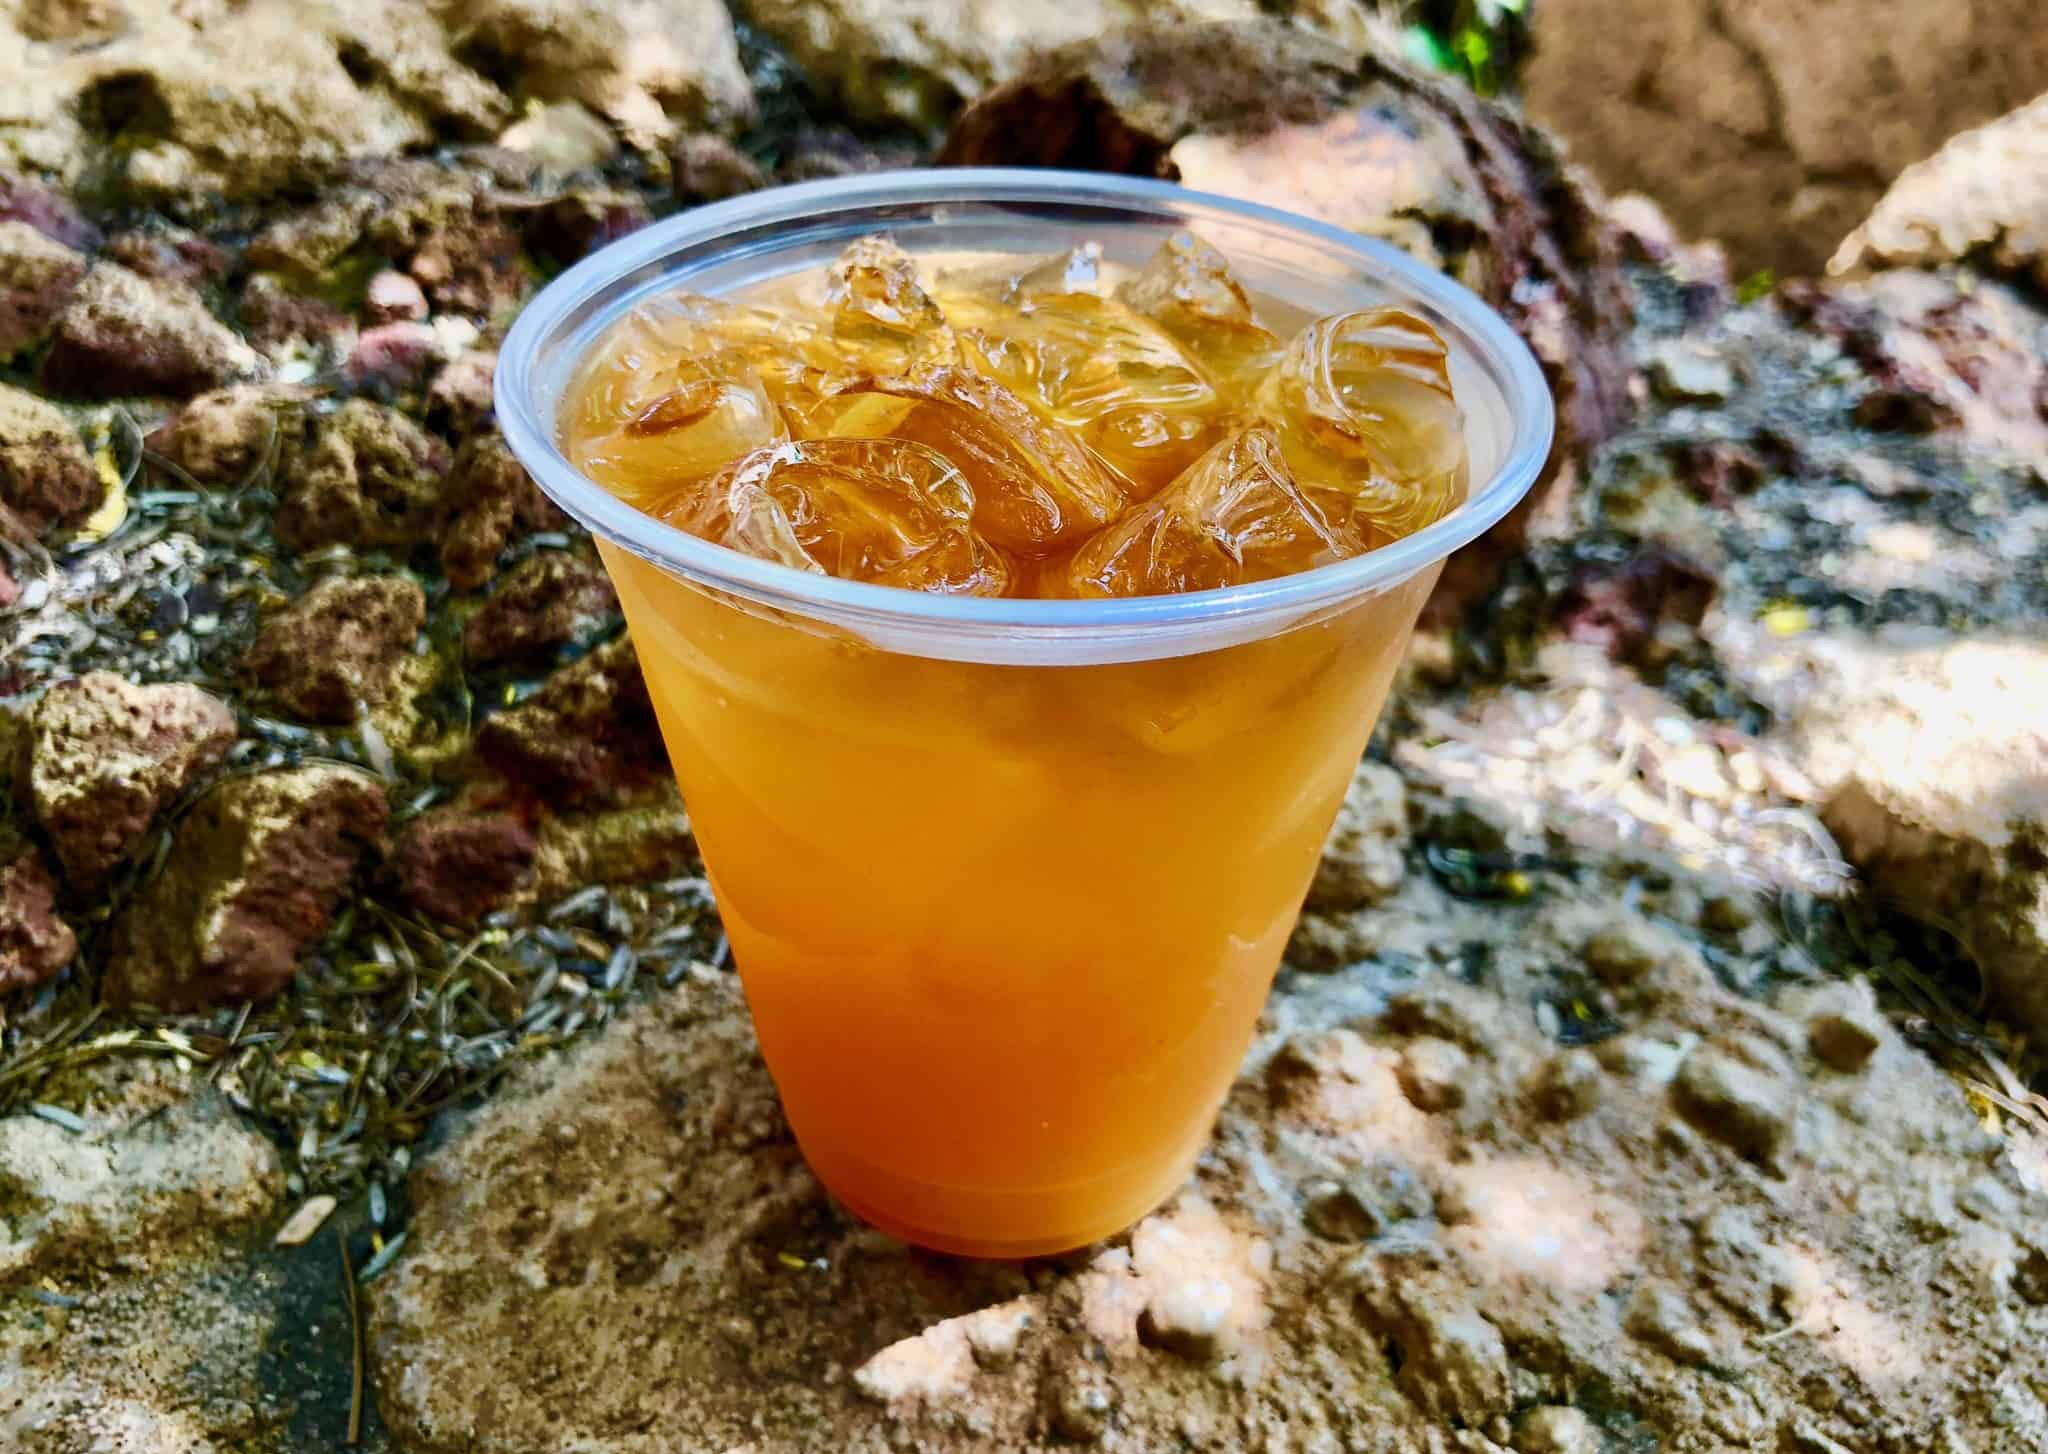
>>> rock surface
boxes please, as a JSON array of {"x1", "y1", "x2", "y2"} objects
[
  {"x1": 0, "y1": 382, "x2": 98, "y2": 540},
  {"x1": 25, "y1": 673, "x2": 237, "y2": 892},
  {"x1": 275, "y1": 400, "x2": 453, "y2": 552},
  {"x1": 145, "y1": 387, "x2": 290, "y2": 490},
  {"x1": 107, "y1": 766, "x2": 388, "y2": 1009},
  {"x1": 39, "y1": 262, "x2": 255, "y2": 399},
  {"x1": 0, "y1": 846, "x2": 75, "y2": 994},
  {"x1": 474, "y1": 635, "x2": 663, "y2": 807},
  {"x1": 241, "y1": 573, "x2": 426, "y2": 725},
  {"x1": 0, "y1": 219, "x2": 85, "y2": 359},
  {"x1": 461, "y1": 549, "x2": 617, "y2": 665},
  {"x1": 1523, "y1": 0, "x2": 2048, "y2": 274}
]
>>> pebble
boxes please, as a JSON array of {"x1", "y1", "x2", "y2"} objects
[
  {"x1": 1397, "y1": 1037, "x2": 1471, "y2": 1113},
  {"x1": 1048, "y1": 1364, "x2": 1117, "y2": 1442},
  {"x1": 1513, "y1": 1405, "x2": 1601, "y2": 1454},
  {"x1": 1381, "y1": 986, "x2": 1492, "y2": 1050},
  {"x1": 1671, "y1": 1041, "x2": 1796, "y2": 1164},
  {"x1": 1302, "y1": 1161, "x2": 1434, "y2": 1242},
  {"x1": 272, "y1": 1194, "x2": 337, "y2": 1247},
  {"x1": 1807, "y1": 991, "x2": 1884, "y2": 1073},
  {"x1": 1581, "y1": 921, "x2": 1668, "y2": 986},
  {"x1": 1624, "y1": 1282, "x2": 1715, "y2": 1366},
  {"x1": 1528, "y1": 1049, "x2": 1604, "y2": 1121},
  {"x1": 1139, "y1": 1277, "x2": 1234, "y2": 1363}
]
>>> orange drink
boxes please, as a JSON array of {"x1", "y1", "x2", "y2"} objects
[{"x1": 496, "y1": 171, "x2": 1553, "y2": 1256}]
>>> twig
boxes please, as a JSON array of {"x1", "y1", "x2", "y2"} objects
[{"x1": 339, "y1": 1235, "x2": 365, "y2": 1446}]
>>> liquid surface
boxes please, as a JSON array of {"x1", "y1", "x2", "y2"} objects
[{"x1": 563, "y1": 232, "x2": 1468, "y2": 598}]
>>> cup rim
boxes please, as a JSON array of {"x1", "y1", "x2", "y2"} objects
[{"x1": 494, "y1": 166, "x2": 1555, "y2": 637}]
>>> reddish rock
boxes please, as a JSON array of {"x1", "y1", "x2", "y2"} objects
[
  {"x1": 107, "y1": 766, "x2": 388, "y2": 1010},
  {"x1": 520, "y1": 190, "x2": 653, "y2": 266},
  {"x1": 236, "y1": 274, "x2": 356, "y2": 356},
  {"x1": 941, "y1": 19, "x2": 1633, "y2": 625},
  {"x1": 426, "y1": 349, "x2": 499, "y2": 430},
  {"x1": 475, "y1": 636, "x2": 663, "y2": 808},
  {"x1": 778, "y1": 126, "x2": 922, "y2": 183},
  {"x1": 241, "y1": 574, "x2": 427, "y2": 725},
  {"x1": 275, "y1": 400, "x2": 453, "y2": 552},
  {"x1": 344, "y1": 321, "x2": 439, "y2": 391},
  {"x1": 672, "y1": 133, "x2": 768, "y2": 202},
  {"x1": 0, "y1": 383, "x2": 100, "y2": 541},
  {"x1": 407, "y1": 214, "x2": 530, "y2": 318},
  {"x1": 0, "y1": 172, "x2": 100, "y2": 251},
  {"x1": 1556, "y1": 549, "x2": 1717, "y2": 667},
  {"x1": 0, "y1": 221, "x2": 87, "y2": 359},
  {"x1": 40, "y1": 262, "x2": 254, "y2": 399},
  {"x1": 27, "y1": 673, "x2": 238, "y2": 893},
  {"x1": 365, "y1": 269, "x2": 430, "y2": 325},
  {"x1": 103, "y1": 226, "x2": 234, "y2": 290},
  {"x1": 0, "y1": 847, "x2": 76, "y2": 996},
  {"x1": 440, "y1": 432, "x2": 566, "y2": 591},
  {"x1": 462, "y1": 550, "x2": 618, "y2": 664},
  {"x1": 145, "y1": 386, "x2": 289, "y2": 489},
  {"x1": 389, "y1": 805, "x2": 539, "y2": 927}
]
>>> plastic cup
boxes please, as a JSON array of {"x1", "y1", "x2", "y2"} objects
[{"x1": 497, "y1": 169, "x2": 1553, "y2": 1258}]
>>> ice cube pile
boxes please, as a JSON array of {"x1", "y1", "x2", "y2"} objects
[{"x1": 562, "y1": 232, "x2": 1468, "y2": 598}]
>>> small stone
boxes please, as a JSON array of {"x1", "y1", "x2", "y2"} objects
[
  {"x1": 273, "y1": 1195, "x2": 339, "y2": 1248},
  {"x1": 1513, "y1": 1405, "x2": 1601, "y2": 1454},
  {"x1": 40, "y1": 262, "x2": 254, "y2": 399},
  {"x1": 1581, "y1": 920, "x2": 1667, "y2": 985},
  {"x1": 237, "y1": 273, "x2": 356, "y2": 356},
  {"x1": 1624, "y1": 1281, "x2": 1715, "y2": 1366},
  {"x1": 0, "y1": 220, "x2": 87, "y2": 359},
  {"x1": 0, "y1": 847, "x2": 76, "y2": 996},
  {"x1": 498, "y1": 100, "x2": 618, "y2": 176},
  {"x1": 962, "y1": 1299, "x2": 1035, "y2": 1370},
  {"x1": 389, "y1": 806, "x2": 540, "y2": 928},
  {"x1": 673, "y1": 133, "x2": 769, "y2": 202},
  {"x1": 521, "y1": 189, "x2": 654, "y2": 266},
  {"x1": 144, "y1": 386, "x2": 288, "y2": 489},
  {"x1": 276, "y1": 400, "x2": 453, "y2": 553},
  {"x1": 1047, "y1": 1363, "x2": 1117, "y2": 1443},
  {"x1": 242, "y1": 574, "x2": 426, "y2": 725},
  {"x1": 408, "y1": 214, "x2": 529, "y2": 319},
  {"x1": 365, "y1": 269, "x2": 430, "y2": 325},
  {"x1": 440, "y1": 432, "x2": 566, "y2": 590},
  {"x1": 0, "y1": 381, "x2": 100, "y2": 539},
  {"x1": 28, "y1": 673, "x2": 238, "y2": 892},
  {"x1": 1528, "y1": 1049, "x2": 1604, "y2": 1121},
  {"x1": 2014, "y1": 1246, "x2": 2048, "y2": 1304},
  {"x1": 475, "y1": 636, "x2": 664, "y2": 808},
  {"x1": 1138, "y1": 1276, "x2": 1234, "y2": 1362},
  {"x1": 1671, "y1": 1040, "x2": 1796, "y2": 1165},
  {"x1": 426, "y1": 349, "x2": 499, "y2": 429},
  {"x1": 103, "y1": 226, "x2": 233, "y2": 289},
  {"x1": 1302, "y1": 1160, "x2": 1433, "y2": 1241},
  {"x1": 1806, "y1": 985, "x2": 1885, "y2": 1073},
  {"x1": 1381, "y1": 985, "x2": 1493, "y2": 1050},
  {"x1": 1307, "y1": 760, "x2": 1408, "y2": 910},
  {"x1": 107, "y1": 766, "x2": 388, "y2": 1009},
  {"x1": 345, "y1": 320, "x2": 440, "y2": 390},
  {"x1": 1396, "y1": 1037, "x2": 1469, "y2": 1113},
  {"x1": 462, "y1": 550, "x2": 618, "y2": 664},
  {"x1": 1647, "y1": 339, "x2": 1736, "y2": 403}
]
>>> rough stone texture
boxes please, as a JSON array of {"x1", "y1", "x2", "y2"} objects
[
  {"x1": 39, "y1": 262, "x2": 255, "y2": 399},
  {"x1": 0, "y1": 381, "x2": 99, "y2": 540},
  {"x1": 474, "y1": 636, "x2": 663, "y2": 808},
  {"x1": 26, "y1": 672, "x2": 237, "y2": 893},
  {"x1": 365, "y1": 269, "x2": 429, "y2": 325},
  {"x1": 369, "y1": 869, "x2": 2048, "y2": 1452},
  {"x1": 439, "y1": 432, "x2": 566, "y2": 590},
  {"x1": 523, "y1": 781, "x2": 697, "y2": 907},
  {"x1": 942, "y1": 19, "x2": 1635, "y2": 621},
  {"x1": 461, "y1": 549, "x2": 617, "y2": 664},
  {"x1": 0, "y1": 845, "x2": 75, "y2": 995},
  {"x1": 275, "y1": 399, "x2": 453, "y2": 552},
  {"x1": 1306, "y1": 759, "x2": 1407, "y2": 911},
  {"x1": 106, "y1": 766, "x2": 387, "y2": 1009},
  {"x1": 143, "y1": 385, "x2": 291, "y2": 490},
  {"x1": 0, "y1": 0, "x2": 751, "y2": 203},
  {"x1": 1523, "y1": 0, "x2": 2048, "y2": 275},
  {"x1": 102, "y1": 224, "x2": 233, "y2": 290},
  {"x1": 671, "y1": 132, "x2": 768, "y2": 202},
  {"x1": 0, "y1": 219, "x2": 85, "y2": 359},
  {"x1": 241, "y1": 573, "x2": 426, "y2": 725},
  {"x1": 389, "y1": 804, "x2": 540, "y2": 927},
  {"x1": 1831, "y1": 91, "x2": 2048, "y2": 291},
  {"x1": 424, "y1": 348, "x2": 498, "y2": 430}
]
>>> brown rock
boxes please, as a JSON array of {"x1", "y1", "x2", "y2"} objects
[
  {"x1": 440, "y1": 432, "x2": 566, "y2": 590},
  {"x1": 27, "y1": 673, "x2": 237, "y2": 892},
  {"x1": 474, "y1": 636, "x2": 663, "y2": 807},
  {"x1": 425, "y1": 348, "x2": 498, "y2": 430},
  {"x1": 275, "y1": 399, "x2": 453, "y2": 552},
  {"x1": 103, "y1": 225, "x2": 233, "y2": 289},
  {"x1": 1514, "y1": 1405, "x2": 1601, "y2": 1454},
  {"x1": 463, "y1": 550, "x2": 618, "y2": 664},
  {"x1": 1555, "y1": 547, "x2": 1718, "y2": 667},
  {"x1": 0, "y1": 381, "x2": 100, "y2": 539},
  {"x1": 519, "y1": 189, "x2": 653, "y2": 267},
  {"x1": 343, "y1": 320, "x2": 440, "y2": 391},
  {"x1": 1352, "y1": 1268, "x2": 1514, "y2": 1425},
  {"x1": 106, "y1": 766, "x2": 387, "y2": 1009},
  {"x1": 389, "y1": 806, "x2": 539, "y2": 927},
  {"x1": 942, "y1": 19, "x2": 1633, "y2": 621},
  {"x1": 144, "y1": 385, "x2": 288, "y2": 489},
  {"x1": 1306, "y1": 760, "x2": 1407, "y2": 911},
  {"x1": 672, "y1": 133, "x2": 767, "y2": 202},
  {"x1": 365, "y1": 268, "x2": 430, "y2": 325},
  {"x1": 1524, "y1": 0, "x2": 2048, "y2": 276},
  {"x1": 1671, "y1": 1040, "x2": 1796, "y2": 1166},
  {"x1": 0, "y1": 846, "x2": 76, "y2": 995},
  {"x1": 0, "y1": 219, "x2": 86, "y2": 358},
  {"x1": 40, "y1": 262, "x2": 254, "y2": 399},
  {"x1": 241, "y1": 574, "x2": 426, "y2": 725},
  {"x1": 235, "y1": 273, "x2": 356, "y2": 356},
  {"x1": 407, "y1": 213, "x2": 530, "y2": 319}
]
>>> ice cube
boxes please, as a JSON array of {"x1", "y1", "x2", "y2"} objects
[
  {"x1": 1080, "y1": 406, "x2": 1227, "y2": 501},
  {"x1": 662, "y1": 436, "x2": 1010, "y2": 595},
  {"x1": 1256, "y1": 308, "x2": 1467, "y2": 549},
  {"x1": 1065, "y1": 426, "x2": 1347, "y2": 597},
  {"x1": 816, "y1": 368, "x2": 1127, "y2": 557},
  {"x1": 1119, "y1": 232, "x2": 1282, "y2": 386},
  {"x1": 825, "y1": 236, "x2": 958, "y2": 375},
  {"x1": 568, "y1": 371, "x2": 787, "y2": 507}
]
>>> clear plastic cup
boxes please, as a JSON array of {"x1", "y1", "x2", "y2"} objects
[{"x1": 497, "y1": 169, "x2": 1553, "y2": 1258}]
